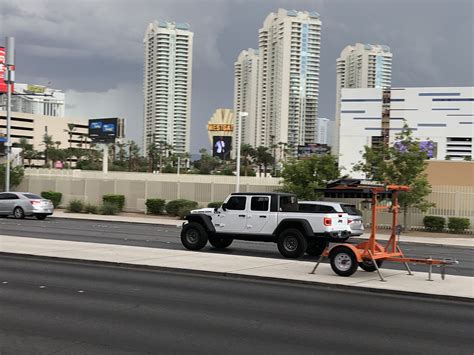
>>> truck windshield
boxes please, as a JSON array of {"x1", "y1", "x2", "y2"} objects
[{"x1": 280, "y1": 196, "x2": 298, "y2": 212}]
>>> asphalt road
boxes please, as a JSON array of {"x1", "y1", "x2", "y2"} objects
[
  {"x1": 0, "y1": 255, "x2": 473, "y2": 354},
  {"x1": 0, "y1": 217, "x2": 472, "y2": 277}
]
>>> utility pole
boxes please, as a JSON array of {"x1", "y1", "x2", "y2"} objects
[{"x1": 4, "y1": 37, "x2": 15, "y2": 192}]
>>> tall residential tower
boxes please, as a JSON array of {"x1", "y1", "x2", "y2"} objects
[
  {"x1": 334, "y1": 43, "x2": 392, "y2": 155},
  {"x1": 233, "y1": 48, "x2": 259, "y2": 148},
  {"x1": 143, "y1": 21, "x2": 193, "y2": 154},
  {"x1": 257, "y1": 9, "x2": 322, "y2": 151}
]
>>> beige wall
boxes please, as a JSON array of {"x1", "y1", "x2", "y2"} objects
[
  {"x1": 426, "y1": 160, "x2": 474, "y2": 187},
  {"x1": 17, "y1": 168, "x2": 473, "y2": 231}
]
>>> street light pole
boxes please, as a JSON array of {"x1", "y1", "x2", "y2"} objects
[
  {"x1": 235, "y1": 111, "x2": 248, "y2": 192},
  {"x1": 4, "y1": 37, "x2": 15, "y2": 192}
]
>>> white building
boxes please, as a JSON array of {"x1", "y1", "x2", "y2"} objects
[
  {"x1": 257, "y1": 9, "x2": 322, "y2": 151},
  {"x1": 0, "y1": 83, "x2": 66, "y2": 117},
  {"x1": 143, "y1": 21, "x2": 193, "y2": 154},
  {"x1": 339, "y1": 87, "x2": 474, "y2": 178},
  {"x1": 334, "y1": 43, "x2": 392, "y2": 155},
  {"x1": 234, "y1": 49, "x2": 259, "y2": 148},
  {"x1": 316, "y1": 117, "x2": 329, "y2": 144}
]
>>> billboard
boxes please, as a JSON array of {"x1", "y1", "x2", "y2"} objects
[
  {"x1": 212, "y1": 136, "x2": 232, "y2": 161},
  {"x1": 88, "y1": 117, "x2": 124, "y2": 143},
  {"x1": 0, "y1": 47, "x2": 14, "y2": 94}
]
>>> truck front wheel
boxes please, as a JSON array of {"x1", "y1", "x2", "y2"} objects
[
  {"x1": 277, "y1": 228, "x2": 308, "y2": 259},
  {"x1": 181, "y1": 222, "x2": 208, "y2": 250}
]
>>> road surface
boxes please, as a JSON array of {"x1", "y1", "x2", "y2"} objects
[{"x1": 0, "y1": 255, "x2": 472, "y2": 354}]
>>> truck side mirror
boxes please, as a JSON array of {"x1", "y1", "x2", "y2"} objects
[{"x1": 222, "y1": 203, "x2": 227, "y2": 211}]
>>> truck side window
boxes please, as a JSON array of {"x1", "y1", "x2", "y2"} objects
[
  {"x1": 226, "y1": 196, "x2": 247, "y2": 210},
  {"x1": 251, "y1": 197, "x2": 269, "y2": 211},
  {"x1": 280, "y1": 196, "x2": 298, "y2": 212}
]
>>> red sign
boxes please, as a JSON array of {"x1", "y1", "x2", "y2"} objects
[{"x1": 0, "y1": 47, "x2": 13, "y2": 94}]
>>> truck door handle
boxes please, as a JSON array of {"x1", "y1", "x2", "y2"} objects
[
  {"x1": 259, "y1": 216, "x2": 267, "y2": 218},
  {"x1": 238, "y1": 215, "x2": 245, "y2": 218}
]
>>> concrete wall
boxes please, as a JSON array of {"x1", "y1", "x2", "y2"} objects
[
  {"x1": 17, "y1": 169, "x2": 473, "y2": 231},
  {"x1": 18, "y1": 169, "x2": 281, "y2": 211}
]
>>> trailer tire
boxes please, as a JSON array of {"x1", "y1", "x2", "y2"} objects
[
  {"x1": 329, "y1": 246, "x2": 358, "y2": 277},
  {"x1": 277, "y1": 228, "x2": 307, "y2": 259},
  {"x1": 359, "y1": 259, "x2": 384, "y2": 272},
  {"x1": 181, "y1": 222, "x2": 208, "y2": 250},
  {"x1": 306, "y1": 240, "x2": 328, "y2": 256},
  {"x1": 209, "y1": 236, "x2": 233, "y2": 249}
]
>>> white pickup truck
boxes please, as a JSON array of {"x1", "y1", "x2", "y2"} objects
[{"x1": 181, "y1": 192, "x2": 351, "y2": 258}]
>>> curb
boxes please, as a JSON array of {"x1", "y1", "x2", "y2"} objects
[
  {"x1": 1, "y1": 252, "x2": 472, "y2": 303},
  {"x1": 49, "y1": 216, "x2": 183, "y2": 228}
]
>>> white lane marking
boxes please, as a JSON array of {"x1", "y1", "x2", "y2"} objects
[{"x1": 39, "y1": 285, "x2": 46, "y2": 289}]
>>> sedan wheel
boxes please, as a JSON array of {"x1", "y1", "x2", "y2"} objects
[{"x1": 13, "y1": 207, "x2": 25, "y2": 219}]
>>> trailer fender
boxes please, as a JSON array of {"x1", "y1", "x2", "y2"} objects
[{"x1": 328, "y1": 244, "x2": 364, "y2": 263}]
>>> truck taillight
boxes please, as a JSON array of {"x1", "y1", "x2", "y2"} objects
[{"x1": 324, "y1": 217, "x2": 332, "y2": 226}]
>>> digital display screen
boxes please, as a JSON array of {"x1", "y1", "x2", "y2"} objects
[
  {"x1": 88, "y1": 118, "x2": 119, "y2": 143},
  {"x1": 212, "y1": 136, "x2": 232, "y2": 161}
]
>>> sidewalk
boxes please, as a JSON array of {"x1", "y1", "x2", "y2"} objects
[
  {"x1": 51, "y1": 210, "x2": 474, "y2": 248},
  {"x1": 0, "y1": 235, "x2": 472, "y2": 300}
]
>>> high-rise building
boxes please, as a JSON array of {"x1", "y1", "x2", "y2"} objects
[
  {"x1": 316, "y1": 117, "x2": 329, "y2": 144},
  {"x1": 143, "y1": 21, "x2": 193, "y2": 154},
  {"x1": 257, "y1": 9, "x2": 322, "y2": 152},
  {"x1": 334, "y1": 43, "x2": 392, "y2": 156},
  {"x1": 233, "y1": 49, "x2": 259, "y2": 148},
  {"x1": 338, "y1": 87, "x2": 474, "y2": 178},
  {"x1": 0, "y1": 83, "x2": 65, "y2": 117}
]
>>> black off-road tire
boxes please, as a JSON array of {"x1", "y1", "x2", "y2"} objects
[
  {"x1": 208, "y1": 236, "x2": 233, "y2": 249},
  {"x1": 329, "y1": 246, "x2": 358, "y2": 277},
  {"x1": 306, "y1": 240, "x2": 329, "y2": 256},
  {"x1": 181, "y1": 222, "x2": 208, "y2": 250},
  {"x1": 277, "y1": 228, "x2": 308, "y2": 259},
  {"x1": 359, "y1": 259, "x2": 384, "y2": 272},
  {"x1": 13, "y1": 207, "x2": 25, "y2": 219}
]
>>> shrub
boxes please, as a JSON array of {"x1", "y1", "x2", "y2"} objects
[
  {"x1": 423, "y1": 216, "x2": 445, "y2": 232},
  {"x1": 145, "y1": 198, "x2": 166, "y2": 215},
  {"x1": 447, "y1": 217, "x2": 470, "y2": 234},
  {"x1": 177, "y1": 206, "x2": 194, "y2": 219},
  {"x1": 41, "y1": 191, "x2": 63, "y2": 208},
  {"x1": 101, "y1": 202, "x2": 120, "y2": 215},
  {"x1": 165, "y1": 199, "x2": 198, "y2": 216},
  {"x1": 67, "y1": 199, "x2": 84, "y2": 213},
  {"x1": 207, "y1": 201, "x2": 223, "y2": 208},
  {"x1": 102, "y1": 194, "x2": 125, "y2": 211},
  {"x1": 84, "y1": 203, "x2": 99, "y2": 214}
]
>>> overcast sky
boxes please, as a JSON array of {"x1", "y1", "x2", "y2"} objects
[{"x1": 1, "y1": 0, "x2": 473, "y2": 153}]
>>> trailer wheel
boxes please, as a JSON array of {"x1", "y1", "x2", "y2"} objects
[
  {"x1": 329, "y1": 246, "x2": 358, "y2": 277},
  {"x1": 209, "y1": 236, "x2": 233, "y2": 249},
  {"x1": 181, "y1": 222, "x2": 208, "y2": 250},
  {"x1": 359, "y1": 259, "x2": 384, "y2": 272},
  {"x1": 306, "y1": 240, "x2": 328, "y2": 256},
  {"x1": 277, "y1": 228, "x2": 308, "y2": 259}
]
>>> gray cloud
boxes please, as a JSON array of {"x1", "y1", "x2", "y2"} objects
[{"x1": 1, "y1": 0, "x2": 472, "y2": 153}]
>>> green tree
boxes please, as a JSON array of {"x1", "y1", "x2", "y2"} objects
[
  {"x1": 280, "y1": 154, "x2": 339, "y2": 200},
  {"x1": 193, "y1": 148, "x2": 221, "y2": 174},
  {"x1": 353, "y1": 123, "x2": 435, "y2": 228},
  {"x1": 240, "y1": 143, "x2": 255, "y2": 176},
  {"x1": 17, "y1": 137, "x2": 33, "y2": 166},
  {"x1": 41, "y1": 134, "x2": 55, "y2": 167},
  {"x1": 0, "y1": 165, "x2": 24, "y2": 189},
  {"x1": 254, "y1": 146, "x2": 274, "y2": 177}
]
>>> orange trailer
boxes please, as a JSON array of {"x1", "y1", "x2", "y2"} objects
[{"x1": 310, "y1": 181, "x2": 457, "y2": 281}]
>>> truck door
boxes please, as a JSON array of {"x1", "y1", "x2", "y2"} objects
[
  {"x1": 214, "y1": 195, "x2": 248, "y2": 233},
  {"x1": 245, "y1": 196, "x2": 271, "y2": 234}
]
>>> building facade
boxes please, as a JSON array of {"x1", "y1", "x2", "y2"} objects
[
  {"x1": 257, "y1": 8, "x2": 322, "y2": 151},
  {"x1": 334, "y1": 43, "x2": 392, "y2": 155},
  {"x1": 316, "y1": 117, "x2": 329, "y2": 144},
  {"x1": 234, "y1": 49, "x2": 259, "y2": 148},
  {"x1": 338, "y1": 87, "x2": 474, "y2": 178},
  {"x1": 143, "y1": 21, "x2": 193, "y2": 154},
  {"x1": 0, "y1": 83, "x2": 65, "y2": 117}
]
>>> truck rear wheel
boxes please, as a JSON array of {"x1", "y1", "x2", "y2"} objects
[
  {"x1": 209, "y1": 236, "x2": 233, "y2": 249},
  {"x1": 329, "y1": 246, "x2": 358, "y2": 277},
  {"x1": 277, "y1": 228, "x2": 307, "y2": 259},
  {"x1": 181, "y1": 222, "x2": 208, "y2": 250},
  {"x1": 306, "y1": 240, "x2": 328, "y2": 256}
]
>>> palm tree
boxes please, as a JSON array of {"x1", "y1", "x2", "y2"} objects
[
  {"x1": 147, "y1": 142, "x2": 160, "y2": 172},
  {"x1": 42, "y1": 134, "x2": 55, "y2": 167},
  {"x1": 240, "y1": 143, "x2": 255, "y2": 176},
  {"x1": 18, "y1": 137, "x2": 32, "y2": 166},
  {"x1": 254, "y1": 146, "x2": 275, "y2": 177},
  {"x1": 23, "y1": 149, "x2": 38, "y2": 167},
  {"x1": 64, "y1": 123, "x2": 76, "y2": 149}
]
